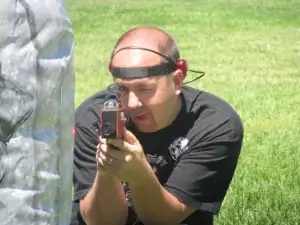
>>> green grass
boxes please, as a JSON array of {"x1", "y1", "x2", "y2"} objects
[{"x1": 66, "y1": 0, "x2": 300, "y2": 224}]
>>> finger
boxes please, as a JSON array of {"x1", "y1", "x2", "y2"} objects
[
  {"x1": 100, "y1": 143, "x2": 117, "y2": 155},
  {"x1": 100, "y1": 143, "x2": 109, "y2": 153},
  {"x1": 97, "y1": 150, "x2": 110, "y2": 162},
  {"x1": 100, "y1": 143, "x2": 116, "y2": 154},
  {"x1": 101, "y1": 144, "x2": 129, "y2": 163},
  {"x1": 97, "y1": 151, "x2": 115, "y2": 167},
  {"x1": 96, "y1": 157, "x2": 105, "y2": 168},
  {"x1": 97, "y1": 152, "x2": 123, "y2": 173},
  {"x1": 124, "y1": 128, "x2": 138, "y2": 144},
  {"x1": 98, "y1": 145, "x2": 127, "y2": 165},
  {"x1": 102, "y1": 162, "x2": 119, "y2": 173},
  {"x1": 96, "y1": 141, "x2": 104, "y2": 150},
  {"x1": 99, "y1": 136, "x2": 107, "y2": 144},
  {"x1": 108, "y1": 129, "x2": 140, "y2": 151},
  {"x1": 107, "y1": 148, "x2": 127, "y2": 162},
  {"x1": 97, "y1": 157, "x2": 116, "y2": 173},
  {"x1": 107, "y1": 138, "x2": 133, "y2": 153}
]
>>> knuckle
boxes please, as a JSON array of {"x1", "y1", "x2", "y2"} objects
[
  {"x1": 101, "y1": 144, "x2": 107, "y2": 152},
  {"x1": 99, "y1": 152, "x2": 106, "y2": 160}
]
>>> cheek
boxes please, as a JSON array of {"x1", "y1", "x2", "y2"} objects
[
  {"x1": 118, "y1": 95, "x2": 127, "y2": 107},
  {"x1": 148, "y1": 98, "x2": 173, "y2": 124},
  {"x1": 143, "y1": 89, "x2": 174, "y2": 116},
  {"x1": 141, "y1": 89, "x2": 168, "y2": 106}
]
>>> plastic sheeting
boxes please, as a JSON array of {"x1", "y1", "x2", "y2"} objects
[{"x1": 0, "y1": 0, "x2": 75, "y2": 224}]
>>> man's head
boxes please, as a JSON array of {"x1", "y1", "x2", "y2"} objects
[{"x1": 109, "y1": 26, "x2": 184, "y2": 133}]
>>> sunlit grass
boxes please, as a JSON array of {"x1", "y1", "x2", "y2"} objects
[{"x1": 67, "y1": 0, "x2": 300, "y2": 224}]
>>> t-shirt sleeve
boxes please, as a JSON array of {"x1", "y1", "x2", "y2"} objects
[
  {"x1": 73, "y1": 110, "x2": 100, "y2": 203},
  {"x1": 164, "y1": 111, "x2": 244, "y2": 215}
]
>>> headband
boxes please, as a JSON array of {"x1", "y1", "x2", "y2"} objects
[{"x1": 108, "y1": 46, "x2": 205, "y2": 84}]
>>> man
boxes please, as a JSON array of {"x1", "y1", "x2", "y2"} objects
[{"x1": 71, "y1": 26, "x2": 244, "y2": 225}]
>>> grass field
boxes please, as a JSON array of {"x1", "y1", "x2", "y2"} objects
[{"x1": 66, "y1": 0, "x2": 300, "y2": 224}]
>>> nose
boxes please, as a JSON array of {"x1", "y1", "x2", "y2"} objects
[{"x1": 127, "y1": 91, "x2": 142, "y2": 109}]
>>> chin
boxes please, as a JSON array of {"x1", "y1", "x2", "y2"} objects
[{"x1": 134, "y1": 123, "x2": 158, "y2": 133}]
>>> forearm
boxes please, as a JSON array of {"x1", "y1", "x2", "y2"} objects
[
  {"x1": 129, "y1": 165, "x2": 184, "y2": 225},
  {"x1": 80, "y1": 171, "x2": 128, "y2": 225}
]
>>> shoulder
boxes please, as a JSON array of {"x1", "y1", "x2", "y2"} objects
[
  {"x1": 75, "y1": 89, "x2": 109, "y2": 126},
  {"x1": 182, "y1": 85, "x2": 244, "y2": 147}
]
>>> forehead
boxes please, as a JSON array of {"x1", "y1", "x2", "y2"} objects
[
  {"x1": 111, "y1": 48, "x2": 162, "y2": 68},
  {"x1": 114, "y1": 77, "x2": 158, "y2": 87}
]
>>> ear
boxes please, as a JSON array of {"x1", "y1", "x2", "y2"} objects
[{"x1": 172, "y1": 70, "x2": 183, "y2": 95}]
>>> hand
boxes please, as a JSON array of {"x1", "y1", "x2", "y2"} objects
[{"x1": 96, "y1": 128, "x2": 151, "y2": 185}]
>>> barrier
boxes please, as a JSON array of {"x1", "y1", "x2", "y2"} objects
[{"x1": 0, "y1": 0, "x2": 75, "y2": 224}]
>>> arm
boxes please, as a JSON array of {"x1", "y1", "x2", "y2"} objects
[
  {"x1": 72, "y1": 113, "x2": 128, "y2": 225},
  {"x1": 80, "y1": 171, "x2": 128, "y2": 225},
  {"x1": 129, "y1": 163, "x2": 196, "y2": 225},
  {"x1": 129, "y1": 115, "x2": 244, "y2": 225}
]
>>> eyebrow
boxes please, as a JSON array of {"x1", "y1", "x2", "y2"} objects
[
  {"x1": 136, "y1": 83, "x2": 154, "y2": 88},
  {"x1": 116, "y1": 79, "x2": 156, "y2": 88}
]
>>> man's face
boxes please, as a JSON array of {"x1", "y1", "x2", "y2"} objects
[
  {"x1": 110, "y1": 46, "x2": 183, "y2": 132},
  {"x1": 115, "y1": 74, "x2": 181, "y2": 133}
]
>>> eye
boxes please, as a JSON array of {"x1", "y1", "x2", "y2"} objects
[
  {"x1": 118, "y1": 86, "x2": 128, "y2": 94},
  {"x1": 107, "y1": 84, "x2": 119, "y2": 93},
  {"x1": 138, "y1": 87, "x2": 152, "y2": 92}
]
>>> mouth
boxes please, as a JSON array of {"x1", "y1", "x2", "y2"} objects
[{"x1": 134, "y1": 113, "x2": 149, "y2": 121}]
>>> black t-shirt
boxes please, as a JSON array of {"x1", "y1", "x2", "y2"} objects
[{"x1": 70, "y1": 85, "x2": 244, "y2": 225}]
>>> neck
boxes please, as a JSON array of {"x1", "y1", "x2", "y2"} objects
[{"x1": 165, "y1": 95, "x2": 182, "y2": 128}]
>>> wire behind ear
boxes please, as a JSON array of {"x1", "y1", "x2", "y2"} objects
[
  {"x1": 176, "y1": 59, "x2": 188, "y2": 78},
  {"x1": 175, "y1": 59, "x2": 205, "y2": 84}
]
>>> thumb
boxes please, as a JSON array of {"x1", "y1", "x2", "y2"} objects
[{"x1": 124, "y1": 128, "x2": 138, "y2": 145}]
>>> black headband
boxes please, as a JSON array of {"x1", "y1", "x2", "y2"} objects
[
  {"x1": 109, "y1": 62, "x2": 177, "y2": 79},
  {"x1": 108, "y1": 46, "x2": 205, "y2": 84},
  {"x1": 109, "y1": 46, "x2": 179, "y2": 79}
]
